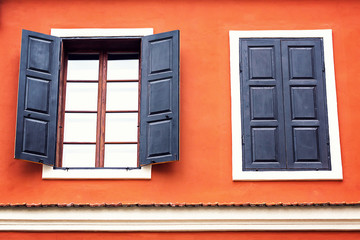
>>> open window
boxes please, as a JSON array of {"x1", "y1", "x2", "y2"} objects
[{"x1": 15, "y1": 29, "x2": 179, "y2": 178}]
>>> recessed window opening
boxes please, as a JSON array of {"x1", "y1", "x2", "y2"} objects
[{"x1": 57, "y1": 39, "x2": 141, "y2": 168}]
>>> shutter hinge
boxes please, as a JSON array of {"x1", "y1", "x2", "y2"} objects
[
  {"x1": 322, "y1": 61, "x2": 325, "y2": 72},
  {"x1": 239, "y1": 62, "x2": 243, "y2": 72},
  {"x1": 241, "y1": 135, "x2": 244, "y2": 145},
  {"x1": 327, "y1": 134, "x2": 330, "y2": 145}
]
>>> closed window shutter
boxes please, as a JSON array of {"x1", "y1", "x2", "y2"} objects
[
  {"x1": 240, "y1": 38, "x2": 331, "y2": 171},
  {"x1": 240, "y1": 39, "x2": 286, "y2": 170},
  {"x1": 281, "y1": 39, "x2": 331, "y2": 170},
  {"x1": 139, "y1": 30, "x2": 180, "y2": 166},
  {"x1": 15, "y1": 30, "x2": 61, "y2": 166}
]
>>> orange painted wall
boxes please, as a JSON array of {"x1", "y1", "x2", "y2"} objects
[
  {"x1": 0, "y1": 0, "x2": 360, "y2": 205},
  {"x1": 1, "y1": 232, "x2": 360, "y2": 240}
]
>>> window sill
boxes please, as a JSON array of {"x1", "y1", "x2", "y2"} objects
[
  {"x1": 232, "y1": 169, "x2": 342, "y2": 181},
  {"x1": 42, "y1": 165, "x2": 151, "y2": 179}
]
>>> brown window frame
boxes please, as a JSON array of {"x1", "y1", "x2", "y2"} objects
[{"x1": 56, "y1": 38, "x2": 142, "y2": 168}]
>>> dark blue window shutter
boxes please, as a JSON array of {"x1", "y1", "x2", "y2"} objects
[
  {"x1": 281, "y1": 39, "x2": 331, "y2": 170},
  {"x1": 15, "y1": 30, "x2": 61, "y2": 166},
  {"x1": 139, "y1": 30, "x2": 179, "y2": 166},
  {"x1": 240, "y1": 39, "x2": 286, "y2": 170}
]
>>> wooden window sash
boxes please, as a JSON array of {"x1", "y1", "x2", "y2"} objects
[
  {"x1": 56, "y1": 49, "x2": 140, "y2": 168},
  {"x1": 55, "y1": 46, "x2": 67, "y2": 167}
]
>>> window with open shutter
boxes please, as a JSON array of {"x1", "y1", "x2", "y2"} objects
[{"x1": 15, "y1": 29, "x2": 179, "y2": 177}]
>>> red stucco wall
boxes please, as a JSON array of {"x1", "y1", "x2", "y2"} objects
[{"x1": 0, "y1": 0, "x2": 360, "y2": 204}]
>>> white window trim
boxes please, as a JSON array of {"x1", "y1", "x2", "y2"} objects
[
  {"x1": 230, "y1": 29, "x2": 342, "y2": 181},
  {"x1": 42, "y1": 28, "x2": 153, "y2": 179}
]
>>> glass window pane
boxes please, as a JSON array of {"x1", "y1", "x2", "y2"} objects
[
  {"x1": 106, "y1": 82, "x2": 138, "y2": 111},
  {"x1": 107, "y1": 57, "x2": 139, "y2": 80},
  {"x1": 65, "y1": 82, "x2": 98, "y2": 111},
  {"x1": 104, "y1": 144, "x2": 137, "y2": 168},
  {"x1": 64, "y1": 113, "x2": 97, "y2": 142},
  {"x1": 62, "y1": 144, "x2": 96, "y2": 168},
  {"x1": 67, "y1": 54, "x2": 99, "y2": 81},
  {"x1": 105, "y1": 113, "x2": 138, "y2": 142}
]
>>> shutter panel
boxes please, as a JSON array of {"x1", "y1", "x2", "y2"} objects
[
  {"x1": 139, "y1": 30, "x2": 179, "y2": 166},
  {"x1": 240, "y1": 39, "x2": 286, "y2": 170},
  {"x1": 281, "y1": 39, "x2": 331, "y2": 170},
  {"x1": 15, "y1": 30, "x2": 61, "y2": 166}
]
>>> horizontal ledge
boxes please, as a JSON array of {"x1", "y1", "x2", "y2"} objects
[
  {"x1": 51, "y1": 28, "x2": 154, "y2": 37},
  {"x1": 42, "y1": 165, "x2": 151, "y2": 179},
  {"x1": 1, "y1": 205, "x2": 360, "y2": 231},
  {"x1": 1, "y1": 220, "x2": 360, "y2": 231}
]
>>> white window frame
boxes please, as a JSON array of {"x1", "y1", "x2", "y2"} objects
[
  {"x1": 42, "y1": 28, "x2": 153, "y2": 179},
  {"x1": 230, "y1": 29, "x2": 342, "y2": 181}
]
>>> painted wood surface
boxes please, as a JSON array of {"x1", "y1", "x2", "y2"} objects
[
  {"x1": 15, "y1": 30, "x2": 60, "y2": 166},
  {"x1": 140, "y1": 30, "x2": 179, "y2": 165},
  {"x1": 241, "y1": 38, "x2": 330, "y2": 171}
]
